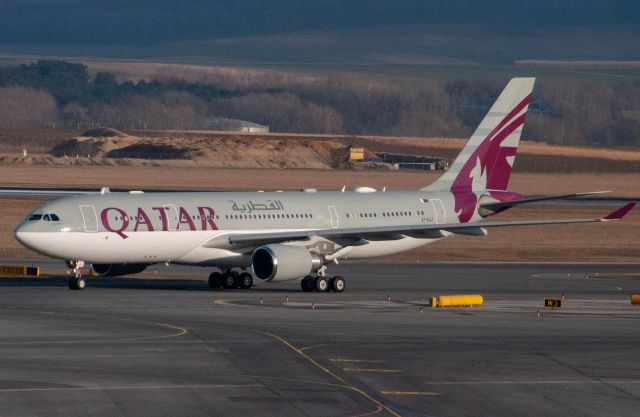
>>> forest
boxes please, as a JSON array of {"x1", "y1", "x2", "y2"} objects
[{"x1": 0, "y1": 60, "x2": 639, "y2": 147}]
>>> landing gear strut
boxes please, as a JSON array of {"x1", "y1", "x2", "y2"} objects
[
  {"x1": 208, "y1": 270, "x2": 253, "y2": 290},
  {"x1": 301, "y1": 274, "x2": 346, "y2": 293},
  {"x1": 68, "y1": 260, "x2": 87, "y2": 290}
]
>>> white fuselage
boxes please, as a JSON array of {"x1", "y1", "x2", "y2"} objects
[{"x1": 14, "y1": 189, "x2": 466, "y2": 266}]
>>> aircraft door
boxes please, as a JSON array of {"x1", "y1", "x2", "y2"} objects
[
  {"x1": 430, "y1": 199, "x2": 446, "y2": 224},
  {"x1": 79, "y1": 205, "x2": 98, "y2": 232},
  {"x1": 163, "y1": 204, "x2": 179, "y2": 231},
  {"x1": 328, "y1": 206, "x2": 339, "y2": 228}
]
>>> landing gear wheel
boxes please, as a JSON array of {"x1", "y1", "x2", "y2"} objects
[
  {"x1": 315, "y1": 276, "x2": 329, "y2": 292},
  {"x1": 330, "y1": 276, "x2": 345, "y2": 293},
  {"x1": 208, "y1": 272, "x2": 223, "y2": 289},
  {"x1": 301, "y1": 276, "x2": 316, "y2": 292},
  {"x1": 222, "y1": 272, "x2": 237, "y2": 289},
  {"x1": 238, "y1": 272, "x2": 253, "y2": 290},
  {"x1": 68, "y1": 276, "x2": 86, "y2": 290}
]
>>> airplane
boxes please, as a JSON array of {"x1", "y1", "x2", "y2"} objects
[{"x1": 13, "y1": 77, "x2": 636, "y2": 291}]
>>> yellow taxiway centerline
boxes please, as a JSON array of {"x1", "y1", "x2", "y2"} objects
[
  {"x1": 380, "y1": 391, "x2": 442, "y2": 396},
  {"x1": 257, "y1": 330, "x2": 403, "y2": 417}
]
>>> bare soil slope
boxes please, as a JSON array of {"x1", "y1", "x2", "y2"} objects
[
  {"x1": 3, "y1": 128, "x2": 639, "y2": 173},
  {"x1": 45, "y1": 130, "x2": 355, "y2": 169}
]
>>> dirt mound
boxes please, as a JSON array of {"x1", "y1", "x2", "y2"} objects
[
  {"x1": 105, "y1": 143, "x2": 191, "y2": 159},
  {"x1": 80, "y1": 127, "x2": 127, "y2": 138},
  {"x1": 46, "y1": 131, "x2": 377, "y2": 169},
  {"x1": 49, "y1": 135, "x2": 139, "y2": 158}
]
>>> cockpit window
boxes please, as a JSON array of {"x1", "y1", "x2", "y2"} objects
[{"x1": 28, "y1": 213, "x2": 60, "y2": 222}]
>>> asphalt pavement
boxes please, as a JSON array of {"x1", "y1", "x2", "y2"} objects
[{"x1": 0, "y1": 261, "x2": 639, "y2": 417}]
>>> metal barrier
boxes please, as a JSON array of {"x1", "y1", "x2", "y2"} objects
[{"x1": 0, "y1": 265, "x2": 40, "y2": 277}]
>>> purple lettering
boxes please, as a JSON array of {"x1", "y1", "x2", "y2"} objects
[
  {"x1": 134, "y1": 207, "x2": 154, "y2": 232},
  {"x1": 152, "y1": 207, "x2": 168, "y2": 231},
  {"x1": 178, "y1": 207, "x2": 196, "y2": 231},
  {"x1": 101, "y1": 207, "x2": 129, "y2": 239},
  {"x1": 197, "y1": 207, "x2": 218, "y2": 230}
]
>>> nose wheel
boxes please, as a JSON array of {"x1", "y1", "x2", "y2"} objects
[
  {"x1": 68, "y1": 276, "x2": 86, "y2": 290},
  {"x1": 301, "y1": 275, "x2": 345, "y2": 292}
]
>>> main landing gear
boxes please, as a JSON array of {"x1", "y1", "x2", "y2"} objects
[
  {"x1": 301, "y1": 275, "x2": 345, "y2": 293},
  {"x1": 208, "y1": 270, "x2": 253, "y2": 290}
]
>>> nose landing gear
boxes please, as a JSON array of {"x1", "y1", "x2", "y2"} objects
[{"x1": 68, "y1": 260, "x2": 87, "y2": 290}]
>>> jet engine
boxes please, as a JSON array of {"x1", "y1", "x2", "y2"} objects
[
  {"x1": 252, "y1": 244, "x2": 323, "y2": 282},
  {"x1": 91, "y1": 263, "x2": 148, "y2": 277}
]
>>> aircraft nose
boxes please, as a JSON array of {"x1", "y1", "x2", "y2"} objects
[
  {"x1": 14, "y1": 223, "x2": 28, "y2": 246},
  {"x1": 14, "y1": 221, "x2": 58, "y2": 258},
  {"x1": 14, "y1": 222, "x2": 39, "y2": 251}
]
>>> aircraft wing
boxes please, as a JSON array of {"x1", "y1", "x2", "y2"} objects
[
  {"x1": 0, "y1": 188, "x2": 98, "y2": 197},
  {"x1": 219, "y1": 202, "x2": 636, "y2": 249},
  {"x1": 479, "y1": 191, "x2": 610, "y2": 213}
]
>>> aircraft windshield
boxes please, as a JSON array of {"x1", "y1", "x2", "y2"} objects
[{"x1": 27, "y1": 213, "x2": 60, "y2": 222}]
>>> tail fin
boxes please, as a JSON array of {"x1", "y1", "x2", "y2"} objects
[{"x1": 422, "y1": 77, "x2": 535, "y2": 193}]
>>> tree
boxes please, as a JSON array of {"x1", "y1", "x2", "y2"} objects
[
  {"x1": 0, "y1": 86, "x2": 58, "y2": 128},
  {"x1": 93, "y1": 72, "x2": 120, "y2": 103}
]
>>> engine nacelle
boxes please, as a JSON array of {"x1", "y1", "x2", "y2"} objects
[
  {"x1": 91, "y1": 263, "x2": 148, "y2": 277},
  {"x1": 252, "y1": 244, "x2": 323, "y2": 282}
]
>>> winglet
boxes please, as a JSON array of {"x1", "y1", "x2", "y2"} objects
[{"x1": 603, "y1": 202, "x2": 636, "y2": 221}]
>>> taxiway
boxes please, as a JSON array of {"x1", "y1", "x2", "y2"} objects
[{"x1": 0, "y1": 262, "x2": 639, "y2": 417}]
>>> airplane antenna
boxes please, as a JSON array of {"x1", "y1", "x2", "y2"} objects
[
  {"x1": 341, "y1": 185, "x2": 346, "y2": 193},
  {"x1": 383, "y1": 187, "x2": 386, "y2": 192}
]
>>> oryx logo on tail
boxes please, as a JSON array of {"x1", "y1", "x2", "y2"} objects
[{"x1": 421, "y1": 78, "x2": 535, "y2": 222}]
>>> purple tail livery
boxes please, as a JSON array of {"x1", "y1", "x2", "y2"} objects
[{"x1": 422, "y1": 78, "x2": 536, "y2": 222}]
